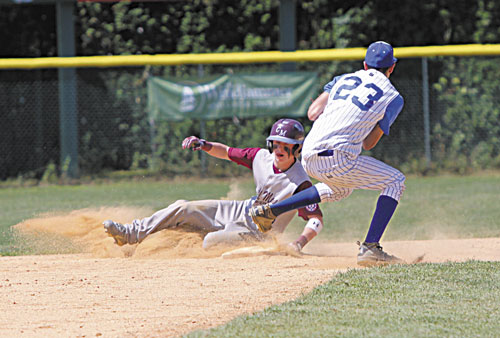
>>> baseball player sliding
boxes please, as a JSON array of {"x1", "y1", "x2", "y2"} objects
[
  {"x1": 104, "y1": 118, "x2": 323, "y2": 253},
  {"x1": 250, "y1": 41, "x2": 406, "y2": 266}
]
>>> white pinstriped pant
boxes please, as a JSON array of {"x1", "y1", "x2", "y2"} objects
[{"x1": 302, "y1": 150, "x2": 405, "y2": 203}]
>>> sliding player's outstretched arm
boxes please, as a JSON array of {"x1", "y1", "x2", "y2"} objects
[{"x1": 182, "y1": 136, "x2": 230, "y2": 160}]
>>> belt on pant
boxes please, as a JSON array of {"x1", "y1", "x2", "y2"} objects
[{"x1": 318, "y1": 149, "x2": 334, "y2": 157}]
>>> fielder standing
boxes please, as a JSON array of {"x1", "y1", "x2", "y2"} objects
[
  {"x1": 250, "y1": 41, "x2": 406, "y2": 266},
  {"x1": 104, "y1": 118, "x2": 323, "y2": 253}
]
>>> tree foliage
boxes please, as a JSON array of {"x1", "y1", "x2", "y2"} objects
[{"x1": 1, "y1": 0, "x2": 500, "y2": 179}]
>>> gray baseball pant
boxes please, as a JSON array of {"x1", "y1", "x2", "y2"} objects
[{"x1": 122, "y1": 199, "x2": 260, "y2": 248}]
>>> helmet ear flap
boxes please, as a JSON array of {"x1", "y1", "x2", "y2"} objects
[
  {"x1": 292, "y1": 144, "x2": 302, "y2": 158},
  {"x1": 267, "y1": 140, "x2": 273, "y2": 153}
]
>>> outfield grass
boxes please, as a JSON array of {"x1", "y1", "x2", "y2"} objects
[
  {"x1": 1, "y1": 174, "x2": 500, "y2": 254},
  {"x1": 187, "y1": 261, "x2": 500, "y2": 337}
]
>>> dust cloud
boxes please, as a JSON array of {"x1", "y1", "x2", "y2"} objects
[
  {"x1": 12, "y1": 181, "x2": 280, "y2": 258},
  {"x1": 13, "y1": 206, "x2": 257, "y2": 258}
]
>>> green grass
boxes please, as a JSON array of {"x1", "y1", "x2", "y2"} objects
[
  {"x1": 1, "y1": 173, "x2": 500, "y2": 254},
  {"x1": 187, "y1": 261, "x2": 500, "y2": 338},
  {"x1": 1, "y1": 174, "x2": 500, "y2": 336},
  {"x1": 285, "y1": 174, "x2": 500, "y2": 242}
]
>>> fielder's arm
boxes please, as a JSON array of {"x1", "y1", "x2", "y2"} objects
[
  {"x1": 307, "y1": 92, "x2": 329, "y2": 121},
  {"x1": 363, "y1": 125, "x2": 384, "y2": 150}
]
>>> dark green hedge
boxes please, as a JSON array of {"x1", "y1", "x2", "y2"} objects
[{"x1": 2, "y1": 0, "x2": 500, "y2": 179}]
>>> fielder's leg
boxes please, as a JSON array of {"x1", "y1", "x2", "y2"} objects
[
  {"x1": 364, "y1": 195, "x2": 399, "y2": 244},
  {"x1": 353, "y1": 155, "x2": 406, "y2": 266},
  {"x1": 301, "y1": 151, "x2": 406, "y2": 265},
  {"x1": 249, "y1": 186, "x2": 321, "y2": 231}
]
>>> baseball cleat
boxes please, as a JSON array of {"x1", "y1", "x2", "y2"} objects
[
  {"x1": 103, "y1": 220, "x2": 128, "y2": 246},
  {"x1": 249, "y1": 204, "x2": 277, "y2": 233},
  {"x1": 357, "y1": 241, "x2": 404, "y2": 266}
]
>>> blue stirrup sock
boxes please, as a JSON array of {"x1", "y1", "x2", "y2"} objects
[
  {"x1": 270, "y1": 186, "x2": 321, "y2": 216},
  {"x1": 364, "y1": 195, "x2": 398, "y2": 243}
]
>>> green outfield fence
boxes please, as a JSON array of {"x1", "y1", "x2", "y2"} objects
[{"x1": 2, "y1": 44, "x2": 500, "y2": 180}]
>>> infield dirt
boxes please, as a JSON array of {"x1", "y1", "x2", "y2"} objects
[{"x1": 1, "y1": 207, "x2": 500, "y2": 337}]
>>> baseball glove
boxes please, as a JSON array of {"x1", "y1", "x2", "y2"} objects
[{"x1": 249, "y1": 204, "x2": 276, "y2": 233}]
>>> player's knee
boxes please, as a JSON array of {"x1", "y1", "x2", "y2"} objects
[
  {"x1": 203, "y1": 229, "x2": 261, "y2": 249},
  {"x1": 202, "y1": 230, "x2": 240, "y2": 249},
  {"x1": 171, "y1": 200, "x2": 192, "y2": 214},
  {"x1": 399, "y1": 172, "x2": 406, "y2": 183},
  {"x1": 315, "y1": 182, "x2": 352, "y2": 202},
  {"x1": 202, "y1": 232, "x2": 218, "y2": 249},
  {"x1": 384, "y1": 172, "x2": 406, "y2": 201},
  {"x1": 171, "y1": 199, "x2": 189, "y2": 208},
  {"x1": 395, "y1": 172, "x2": 406, "y2": 192}
]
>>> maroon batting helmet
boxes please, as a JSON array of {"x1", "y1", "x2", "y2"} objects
[{"x1": 266, "y1": 118, "x2": 305, "y2": 157}]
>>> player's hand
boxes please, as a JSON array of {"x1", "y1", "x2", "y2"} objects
[{"x1": 182, "y1": 136, "x2": 206, "y2": 151}]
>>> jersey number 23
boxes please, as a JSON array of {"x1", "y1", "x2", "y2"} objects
[{"x1": 332, "y1": 76, "x2": 383, "y2": 111}]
